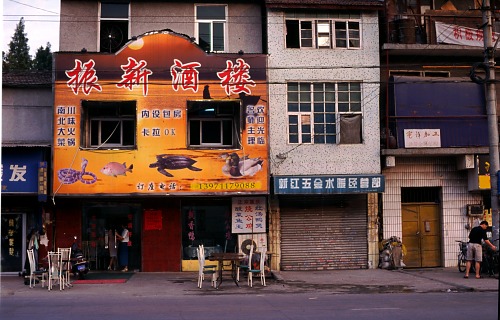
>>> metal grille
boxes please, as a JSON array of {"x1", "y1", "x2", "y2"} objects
[{"x1": 280, "y1": 195, "x2": 368, "y2": 271}]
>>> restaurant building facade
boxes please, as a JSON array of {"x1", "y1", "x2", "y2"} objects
[{"x1": 54, "y1": 0, "x2": 269, "y2": 272}]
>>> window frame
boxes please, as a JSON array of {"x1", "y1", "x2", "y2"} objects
[
  {"x1": 81, "y1": 100, "x2": 137, "y2": 150},
  {"x1": 286, "y1": 82, "x2": 363, "y2": 145},
  {"x1": 195, "y1": 4, "x2": 227, "y2": 53},
  {"x1": 99, "y1": 1, "x2": 130, "y2": 53},
  {"x1": 187, "y1": 100, "x2": 241, "y2": 149},
  {"x1": 285, "y1": 18, "x2": 361, "y2": 49}
]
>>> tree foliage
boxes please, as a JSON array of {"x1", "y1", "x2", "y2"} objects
[
  {"x1": 33, "y1": 43, "x2": 53, "y2": 71},
  {"x1": 3, "y1": 18, "x2": 31, "y2": 72},
  {"x1": 2, "y1": 18, "x2": 53, "y2": 72}
]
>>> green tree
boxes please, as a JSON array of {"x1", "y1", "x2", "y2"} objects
[
  {"x1": 3, "y1": 18, "x2": 31, "y2": 72},
  {"x1": 32, "y1": 42, "x2": 53, "y2": 71}
]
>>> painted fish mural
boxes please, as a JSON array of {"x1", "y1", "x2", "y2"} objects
[{"x1": 100, "y1": 162, "x2": 133, "y2": 177}]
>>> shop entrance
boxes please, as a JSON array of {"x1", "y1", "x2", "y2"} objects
[
  {"x1": 82, "y1": 204, "x2": 141, "y2": 271},
  {"x1": 1, "y1": 213, "x2": 26, "y2": 273},
  {"x1": 181, "y1": 199, "x2": 236, "y2": 261}
]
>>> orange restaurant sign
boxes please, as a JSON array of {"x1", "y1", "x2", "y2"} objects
[{"x1": 53, "y1": 31, "x2": 268, "y2": 195}]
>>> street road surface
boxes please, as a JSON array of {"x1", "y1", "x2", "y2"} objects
[{"x1": 1, "y1": 291, "x2": 497, "y2": 320}]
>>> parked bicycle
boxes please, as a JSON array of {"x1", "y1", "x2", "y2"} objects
[
  {"x1": 456, "y1": 240, "x2": 467, "y2": 272},
  {"x1": 481, "y1": 239, "x2": 499, "y2": 277}
]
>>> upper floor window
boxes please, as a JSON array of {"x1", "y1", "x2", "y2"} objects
[
  {"x1": 100, "y1": 1, "x2": 130, "y2": 53},
  {"x1": 188, "y1": 100, "x2": 240, "y2": 148},
  {"x1": 287, "y1": 82, "x2": 362, "y2": 144},
  {"x1": 81, "y1": 100, "x2": 136, "y2": 149},
  {"x1": 196, "y1": 4, "x2": 227, "y2": 52},
  {"x1": 285, "y1": 12, "x2": 361, "y2": 49}
]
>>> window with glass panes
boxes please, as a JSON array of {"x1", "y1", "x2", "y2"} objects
[
  {"x1": 285, "y1": 11, "x2": 361, "y2": 49},
  {"x1": 196, "y1": 5, "x2": 226, "y2": 52},
  {"x1": 82, "y1": 100, "x2": 136, "y2": 149},
  {"x1": 287, "y1": 82, "x2": 362, "y2": 144}
]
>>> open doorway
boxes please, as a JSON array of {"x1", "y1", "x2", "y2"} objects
[{"x1": 82, "y1": 204, "x2": 141, "y2": 271}]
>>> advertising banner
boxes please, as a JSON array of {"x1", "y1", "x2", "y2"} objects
[
  {"x1": 2, "y1": 149, "x2": 44, "y2": 193},
  {"x1": 436, "y1": 21, "x2": 500, "y2": 47},
  {"x1": 53, "y1": 31, "x2": 268, "y2": 195}
]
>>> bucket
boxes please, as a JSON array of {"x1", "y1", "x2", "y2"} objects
[{"x1": 398, "y1": 18, "x2": 416, "y2": 44}]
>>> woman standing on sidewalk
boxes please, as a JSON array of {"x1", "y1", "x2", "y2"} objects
[{"x1": 116, "y1": 223, "x2": 129, "y2": 272}]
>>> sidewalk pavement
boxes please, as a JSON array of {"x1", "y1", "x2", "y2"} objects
[
  {"x1": 273, "y1": 267, "x2": 499, "y2": 294},
  {"x1": 1, "y1": 267, "x2": 498, "y2": 297}
]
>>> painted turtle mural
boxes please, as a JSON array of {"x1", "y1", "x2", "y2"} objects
[{"x1": 149, "y1": 154, "x2": 202, "y2": 177}]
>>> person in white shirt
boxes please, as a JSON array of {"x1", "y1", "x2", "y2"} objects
[{"x1": 116, "y1": 223, "x2": 129, "y2": 272}]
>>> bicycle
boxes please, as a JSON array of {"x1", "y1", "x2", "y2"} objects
[
  {"x1": 457, "y1": 239, "x2": 498, "y2": 276},
  {"x1": 481, "y1": 239, "x2": 499, "y2": 277},
  {"x1": 456, "y1": 240, "x2": 467, "y2": 272}
]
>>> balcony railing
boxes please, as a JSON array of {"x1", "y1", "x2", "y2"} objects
[{"x1": 386, "y1": 10, "x2": 485, "y2": 45}]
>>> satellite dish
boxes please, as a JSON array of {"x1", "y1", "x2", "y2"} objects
[{"x1": 241, "y1": 239, "x2": 257, "y2": 255}]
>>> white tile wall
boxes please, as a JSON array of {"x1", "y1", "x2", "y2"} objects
[{"x1": 382, "y1": 157, "x2": 483, "y2": 267}]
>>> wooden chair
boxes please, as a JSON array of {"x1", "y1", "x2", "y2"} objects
[
  {"x1": 197, "y1": 245, "x2": 217, "y2": 288},
  {"x1": 248, "y1": 248, "x2": 266, "y2": 287},
  {"x1": 26, "y1": 249, "x2": 47, "y2": 288}
]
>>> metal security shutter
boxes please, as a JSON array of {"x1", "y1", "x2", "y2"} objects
[{"x1": 280, "y1": 195, "x2": 367, "y2": 271}]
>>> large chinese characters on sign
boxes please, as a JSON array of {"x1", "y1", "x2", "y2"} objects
[{"x1": 53, "y1": 31, "x2": 268, "y2": 195}]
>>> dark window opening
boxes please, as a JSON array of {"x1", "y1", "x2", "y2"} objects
[
  {"x1": 401, "y1": 187, "x2": 441, "y2": 203},
  {"x1": 82, "y1": 100, "x2": 136, "y2": 149},
  {"x1": 187, "y1": 100, "x2": 240, "y2": 148},
  {"x1": 100, "y1": 2, "x2": 129, "y2": 53},
  {"x1": 286, "y1": 20, "x2": 300, "y2": 48}
]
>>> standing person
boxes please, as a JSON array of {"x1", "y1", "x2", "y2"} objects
[
  {"x1": 116, "y1": 223, "x2": 129, "y2": 272},
  {"x1": 464, "y1": 220, "x2": 496, "y2": 279},
  {"x1": 107, "y1": 228, "x2": 117, "y2": 271}
]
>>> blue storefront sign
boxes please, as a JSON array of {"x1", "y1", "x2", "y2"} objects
[
  {"x1": 1, "y1": 149, "x2": 44, "y2": 193},
  {"x1": 274, "y1": 175, "x2": 385, "y2": 194}
]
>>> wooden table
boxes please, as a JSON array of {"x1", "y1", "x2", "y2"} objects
[{"x1": 208, "y1": 253, "x2": 244, "y2": 289}]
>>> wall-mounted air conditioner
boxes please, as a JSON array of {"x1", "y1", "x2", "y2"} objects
[{"x1": 466, "y1": 204, "x2": 484, "y2": 217}]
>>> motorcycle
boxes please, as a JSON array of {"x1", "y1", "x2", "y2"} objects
[{"x1": 71, "y1": 236, "x2": 89, "y2": 280}]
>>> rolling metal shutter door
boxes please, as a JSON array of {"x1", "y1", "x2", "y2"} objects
[{"x1": 280, "y1": 195, "x2": 368, "y2": 271}]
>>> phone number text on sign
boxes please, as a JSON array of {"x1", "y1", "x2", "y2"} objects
[{"x1": 192, "y1": 181, "x2": 262, "y2": 190}]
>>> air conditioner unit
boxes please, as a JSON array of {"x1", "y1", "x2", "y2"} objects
[
  {"x1": 238, "y1": 233, "x2": 267, "y2": 255},
  {"x1": 466, "y1": 204, "x2": 484, "y2": 217}
]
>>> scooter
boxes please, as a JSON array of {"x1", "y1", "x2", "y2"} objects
[{"x1": 71, "y1": 236, "x2": 89, "y2": 280}]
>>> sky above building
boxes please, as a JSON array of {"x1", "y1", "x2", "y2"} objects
[{"x1": 3, "y1": 0, "x2": 60, "y2": 57}]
